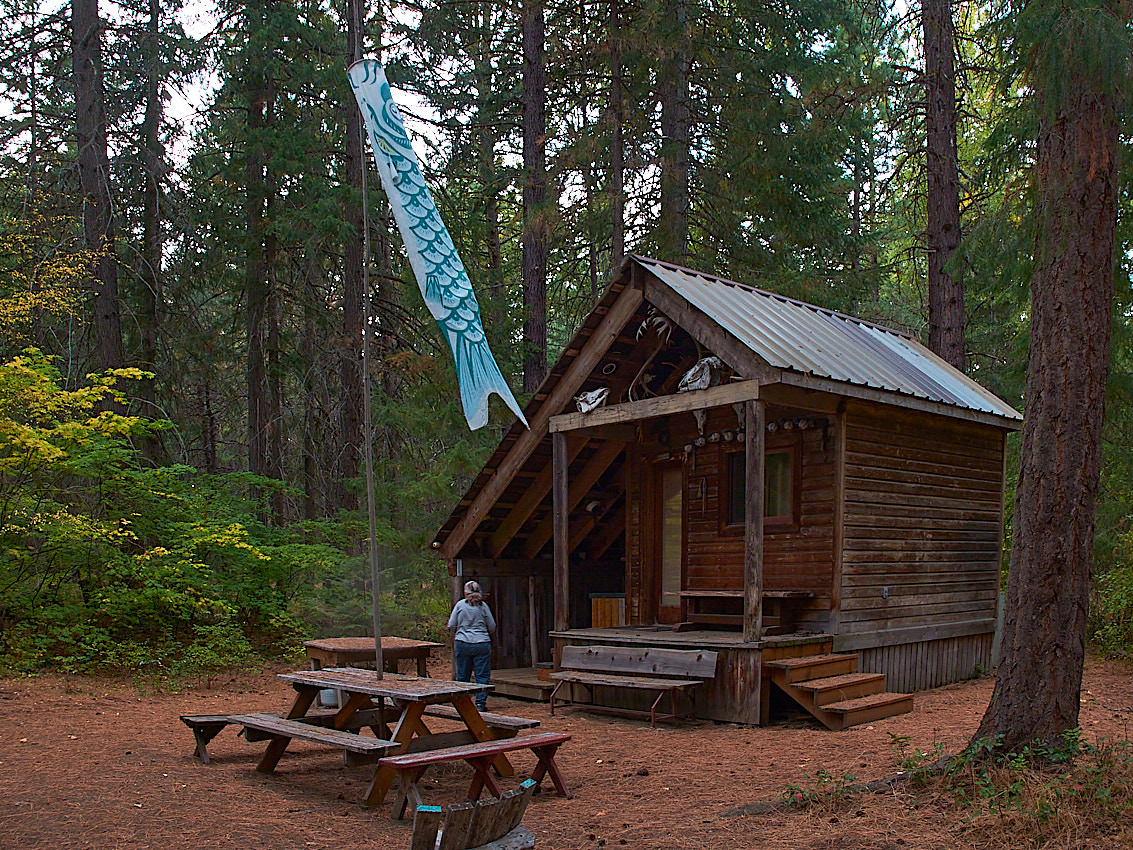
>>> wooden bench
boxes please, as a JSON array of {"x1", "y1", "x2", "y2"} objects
[
  {"x1": 549, "y1": 645, "x2": 717, "y2": 726},
  {"x1": 378, "y1": 731, "x2": 571, "y2": 820},
  {"x1": 422, "y1": 704, "x2": 539, "y2": 737},
  {"x1": 228, "y1": 713, "x2": 400, "y2": 768},
  {"x1": 181, "y1": 714, "x2": 232, "y2": 764},
  {"x1": 411, "y1": 780, "x2": 537, "y2": 850}
]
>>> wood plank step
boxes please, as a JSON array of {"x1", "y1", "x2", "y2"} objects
[
  {"x1": 764, "y1": 653, "x2": 857, "y2": 669},
  {"x1": 764, "y1": 653, "x2": 858, "y2": 683},
  {"x1": 822, "y1": 692, "x2": 912, "y2": 713},
  {"x1": 793, "y1": 672, "x2": 887, "y2": 706},
  {"x1": 821, "y1": 692, "x2": 914, "y2": 728}
]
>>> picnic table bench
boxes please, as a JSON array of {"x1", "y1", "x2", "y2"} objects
[
  {"x1": 550, "y1": 645, "x2": 717, "y2": 726},
  {"x1": 181, "y1": 704, "x2": 538, "y2": 764},
  {"x1": 229, "y1": 713, "x2": 400, "y2": 766},
  {"x1": 379, "y1": 731, "x2": 572, "y2": 820},
  {"x1": 180, "y1": 714, "x2": 232, "y2": 764}
]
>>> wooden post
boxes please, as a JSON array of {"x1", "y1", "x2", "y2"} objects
[
  {"x1": 528, "y1": 574, "x2": 539, "y2": 666},
  {"x1": 553, "y1": 432, "x2": 570, "y2": 633},
  {"x1": 829, "y1": 406, "x2": 846, "y2": 635},
  {"x1": 743, "y1": 398, "x2": 764, "y2": 642}
]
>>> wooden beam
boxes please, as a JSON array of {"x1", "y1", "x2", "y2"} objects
[
  {"x1": 587, "y1": 508, "x2": 626, "y2": 561},
  {"x1": 528, "y1": 575, "x2": 539, "y2": 666},
  {"x1": 832, "y1": 618, "x2": 997, "y2": 651},
  {"x1": 567, "y1": 515, "x2": 596, "y2": 553},
  {"x1": 567, "y1": 485, "x2": 625, "y2": 554},
  {"x1": 456, "y1": 558, "x2": 552, "y2": 576},
  {"x1": 439, "y1": 284, "x2": 645, "y2": 559},
  {"x1": 488, "y1": 437, "x2": 588, "y2": 558},
  {"x1": 641, "y1": 273, "x2": 779, "y2": 381},
  {"x1": 574, "y1": 423, "x2": 638, "y2": 441},
  {"x1": 523, "y1": 440, "x2": 626, "y2": 558},
  {"x1": 777, "y1": 372, "x2": 1022, "y2": 431},
  {"x1": 743, "y1": 399, "x2": 765, "y2": 642},
  {"x1": 552, "y1": 432, "x2": 569, "y2": 632},
  {"x1": 549, "y1": 380, "x2": 762, "y2": 433}
]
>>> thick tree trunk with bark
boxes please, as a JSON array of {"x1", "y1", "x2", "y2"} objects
[
  {"x1": 339, "y1": 0, "x2": 366, "y2": 510},
  {"x1": 975, "y1": 39, "x2": 1119, "y2": 754},
  {"x1": 658, "y1": 0, "x2": 690, "y2": 260},
  {"x1": 72, "y1": 0, "x2": 124, "y2": 371},
  {"x1": 522, "y1": 0, "x2": 548, "y2": 392},
  {"x1": 923, "y1": 0, "x2": 964, "y2": 369}
]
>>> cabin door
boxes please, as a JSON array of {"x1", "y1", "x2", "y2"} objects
[{"x1": 654, "y1": 461, "x2": 685, "y2": 623}]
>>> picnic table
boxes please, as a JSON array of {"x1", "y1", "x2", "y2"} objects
[
  {"x1": 247, "y1": 667, "x2": 514, "y2": 807},
  {"x1": 304, "y1": 636, "x2": 443, "y2": 677}
]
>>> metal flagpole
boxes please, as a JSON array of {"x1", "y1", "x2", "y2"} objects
[{"x1": 355, "y1": 27, "x2": 383, "y2": 679}]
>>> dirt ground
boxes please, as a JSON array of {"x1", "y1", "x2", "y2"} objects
[{"x1": 1, "y1": 655, "x2": 1131, "y2": 850}]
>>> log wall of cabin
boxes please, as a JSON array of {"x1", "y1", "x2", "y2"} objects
[
  {"x1": 624, "y1": 407, "x2": 837, "y2": 628},
  {"x1": 838, "y1": 402, "x2": 1004, "y2": 649}
]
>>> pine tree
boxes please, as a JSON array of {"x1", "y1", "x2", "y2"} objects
[{"x1": 974, "y1": 0, "x2": 1129, "y2": 754}]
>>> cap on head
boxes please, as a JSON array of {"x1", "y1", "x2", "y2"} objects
[{"x1": 464, "y1": 580, "x2": 481, "y2": 595}]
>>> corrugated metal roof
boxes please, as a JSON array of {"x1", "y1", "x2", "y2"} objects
[{"x1": 638, "y1": 257, "x2": 1021, "y2": 422}]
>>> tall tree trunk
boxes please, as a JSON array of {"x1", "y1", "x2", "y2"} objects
[
  {"x1": 923, "y1": 0, "x2": 964, "y2": 369},
  {"x1": 608, "y1": 0, "x2": 624, "y2": 270},
  {"x1": 303, "y1": 281, "x2": 319, "y2": 521},
  {"x1": 522, "y1": 0, "x2": 548, "y2": 393},
  {"x1": 199, "y1": 379, "x2": 218, "y2": 473},
  {"x1": 475, "y1": 7, "x2": 504, "y2": 307},
  {"x1": 974, "y1": 10, "x2": 1120, "y2": 754},
  {"x1": 658, "y1": 0, "x2": 689, "y2": 260},
  {"x1": 265, "y1": 191, "x2": 285, "y2": 521},
  {"x1": 245, "y1": 1, "x2": 270, "y2": 479},
  {"x1": 339, "y1": 0, "x2": 366, "y2": 511},
  {"x1": 138, "y1": 0, "x2": 164, "y2": 457},
  {"x1": 72, "y1": 0, "x2": 124, "y2": 371}
]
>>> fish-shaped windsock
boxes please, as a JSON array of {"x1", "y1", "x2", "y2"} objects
[{"x1": 348, "y1": 59, "x2": 528, "y2": 430}]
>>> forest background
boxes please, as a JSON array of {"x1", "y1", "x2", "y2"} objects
[{"x1": 0, "y1": 0, "x2": 1130, "y2": 683}]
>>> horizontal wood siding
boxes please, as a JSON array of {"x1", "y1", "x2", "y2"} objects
[
  {"x1": 859, "y1": 632, "x2": 994, "y2": 692},
  {"x1": 841, "y1": 403, "x2": 1004, "y2": 639},
  {"x1": 625, "y1": 407, "x2": 836, "y2": 629}
]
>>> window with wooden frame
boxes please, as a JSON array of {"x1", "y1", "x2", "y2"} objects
[{"x1": 720, "y1": 439, "x2": 801, "y2": 532}]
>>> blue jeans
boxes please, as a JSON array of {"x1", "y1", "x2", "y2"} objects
[{"x1": 454, "y1": 640, "x2": 491, "y2": 710}]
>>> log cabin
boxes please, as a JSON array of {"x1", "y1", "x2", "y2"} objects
[{"x1": 432, "y1": 256, "x2": 1021, "y2": 728}]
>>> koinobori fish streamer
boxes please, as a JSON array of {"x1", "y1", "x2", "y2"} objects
[{"x1": 348, "y1": 59, "x2": 528, "y2": 430}]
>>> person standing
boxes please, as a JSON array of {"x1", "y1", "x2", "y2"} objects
[{"x1": 447, "y1": 580, "x2": 495, "y2": 711}]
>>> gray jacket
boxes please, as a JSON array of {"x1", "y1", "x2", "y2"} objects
[{"x1": 448, "y1": 599, "x2": 496, "y2": 643}]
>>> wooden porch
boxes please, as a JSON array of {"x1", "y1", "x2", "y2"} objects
[{"x1": 548, "y1": 628, "x2": 831, "y2": 725}]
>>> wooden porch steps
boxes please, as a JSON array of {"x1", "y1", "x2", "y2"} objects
[
  {"x1": 792, "y1": 672, "x2": 887, "y2": 706},
  {"x1": 763, "y1": 652, "x2": 912, "y2": 731}
]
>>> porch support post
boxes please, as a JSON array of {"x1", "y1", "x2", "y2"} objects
[
  {"x1": 553, "y1": 431, "x2": 570, "y2": 633},
  {"x1": 743, "y1": 398, "x2": 765, "y2": 642}
]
